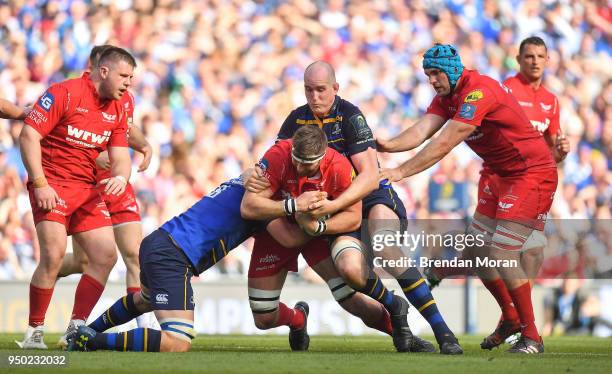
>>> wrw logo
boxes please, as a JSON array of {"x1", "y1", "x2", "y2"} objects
[{"x1": 67, "y1": 125, "x2": 111, "y2": 144}]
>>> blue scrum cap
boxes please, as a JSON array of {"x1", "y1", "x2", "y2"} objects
[{"x1": 422, "y1": 44, "x2": 464, "y2": 90}]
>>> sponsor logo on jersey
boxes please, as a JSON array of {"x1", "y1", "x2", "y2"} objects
[
  {"x1": 458, "y1": 103, "x2": 476, "y2": 120},
  {"x1": 257, "y1": 158, "x2": 269, "y2": 171},
  {"x1": 498, "y1": 201, "x2": 514, "y2": 210},
  {"x1": 466, "y1": 128, "x2": 483, "y2": 141},
  {"x1": 529, "y1": 119, "x2": 550, "y2": 134},
  {"x1": 156, "y1": 294, "x2": 169, "y2": 304},
  {"x1": 66, "y1": 125, "x2": 111, "y2": 147},
  {"x1": 540, "y1": 103, "x2": 552, "y2": 112},
  {"x1": 518, "y1": 100, "x2": 533, "y2": 107},
  {"x1": 126, "y1": 205, "x2": 139, "y2": 213},
  {"x1": 483, "y1": 184, "x2": 492, "y2": 195},
  {"x1": 260, "y1": 254, "x2": 280, "y2": 264},
  {"x1": 101, "y1": 112, "x2": 117, "y2": 122},
  {"x1": 479, "y1": 199, "x2": 487, "y2": 205},
  {"x1": 76, "y1": 107, "x2": 89, "y2": 113},
  {"x1": 464, "y1": 89, "x2": 484, "y2": 102},
  {"x1": 38, "y1": 92, "x2": 54, "y2": 112}
]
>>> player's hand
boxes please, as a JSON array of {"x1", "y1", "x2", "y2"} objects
[
  {"x1": 307, "y1": 198, "x2": 339, "y2": 217},
  {"x1": 34, "y1": 185, "x2": 59, "y2": 211},
  {"x1": 376, "y1": 137, "x2": 391, "y2": 152},
  {"x1": 137, "y1": 143, "x2": 153, "y2": 172},
  {"x1": 379, "y1": 168, "x2": 404, "y2": 183},
  {"x1": 245, "y1": 165, "x2": 270, "y2": 193},
  {"x1": 100, "y1": 176, "x2": 127, "y2": 196},
  {"x1": 295, "y1": 212, "x2": 319, "y2": 236},
  {"x1": 95, "y1": 152, "x2": 111, "y2": 170},
  {"x1": 556, "y1": 132, "x2": 570, "y2": 156},
  {"x1": 296, "y1": 190, "x2": 327, "y2": 212},
  {"x1": 21, "y1": 105, "x2": 33, "y2": 120}
]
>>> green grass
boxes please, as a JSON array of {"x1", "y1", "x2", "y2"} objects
[{"x1": 1, "y1": 334, "x2": 611, "y2": 373}]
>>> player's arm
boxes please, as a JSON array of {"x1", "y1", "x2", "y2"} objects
[
  {"x1": 104, "y1": 146, "x2": 131, "y2": 195},
  {"x1": 240, "y1": 188, "x2": 326, "y2": 221},
  {"x1": 380, "y1": 120, "x2": 475, "y2": 182},
  {"x1": 128, "y1": 126, "x2": 153, "y2": 171},
  {"x1": 19, "y1": 125, "x2": 59, "y2": 210},
  {"x1": 377, "y1": 113, "x2": 447, "y2": 152},
  {"x1": 266, "y1": 218, "x2": 312, "y2": 248},
  {"x1": 544, "y1": 99, "x2": 569, "y2": 163},
  {"x1": 296, "y1": 200, "x2": 362, "y2": 236},
  {"x1": 0, "y1": 98, "x2": 29, "y2": 120},
  {"x1": 313, "y1": 148, "x2": 378, "y2": 215}
]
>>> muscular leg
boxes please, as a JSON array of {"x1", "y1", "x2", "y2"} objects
[
  {"x1": 310, "y1": 256, "x2": 392, "y2": 335},
  {"x1": 70, "y1": 226, "x2": 118, "y2": 322},
  {"x1": 28, "y1": 221, "x2": 68, "y2": 328},
  {"x1": 113, "y1": 222, "x2": 142, "y2": 291},
  {"x1": 248, "y1": 269, "x2": 304, "y2": 330},
  {"x1": 57, "y1": 238, "x2": 89, "y2": 278},
  {"x1": 368, "y1": 204, "x2": 458, "y2": 351}
]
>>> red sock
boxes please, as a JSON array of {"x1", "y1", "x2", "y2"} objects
[
  {"x1": 483, "y1": 278, "x2": 520, "y2": 322},
  {"x1": 509, "y1": 282, "x2": 540, "y2": 342},
  {"x1": 29, "y1": 284, "x2": 54, "y2": 327},
  {"x1": 276, "y1": 303, "x2": 305, "y2": 330},
  {"x1": 71, "y1": 274, "x2": 104, "y2": 321},
  {"x1": 371, "y1": 305, "x2": 393, "y2": 335},
  {"x1": 127, "y1": 287, "x2": 141, "y2": 294}
]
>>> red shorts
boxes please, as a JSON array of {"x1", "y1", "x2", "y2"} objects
[
  {"x1": 98, "y1": 182, "x2": 141, "y2": 226},
  {"x1": 248, "y1": 232, "x2": 330, "y2": 278},
  {"x1": 28, "y1": 182, "x2": 111, "y2": 235},
  {"x1": 476, "y1": 168, "x2": 558, "y2": 230}
]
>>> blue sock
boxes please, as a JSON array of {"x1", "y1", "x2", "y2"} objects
[
  {"x1": 91, "y1": 328, "x2": 161, "y2": 352},
  {"x1": 397, "y1": 268, "x2": 453, "y2": 343},
  {"x1": 89, "y1": 293, "x2": 142, "y2": 332},
  {"x1": 358, "y1": 270, "x2": 397, "y2": 314}
]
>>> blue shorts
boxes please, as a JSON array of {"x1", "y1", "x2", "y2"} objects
[{"x1": 139, "y1": 229, "x2": 195, "y2": 311}]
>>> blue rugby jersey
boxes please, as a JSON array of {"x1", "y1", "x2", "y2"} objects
[{"x1": 160, "y1": 176, "x2": 262, "y2": 274}]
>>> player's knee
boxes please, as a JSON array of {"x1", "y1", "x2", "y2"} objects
[
  {"x1": 248, "y1": 287, "x2": 281, "y2": 330},
  {"x1": 331, "y1": 239, "x2": 367, "y2": 289},
  {"x1": 335, "y1": 260, "x2": 366, "y2": 290},
  {"x1": 159, "y1": 318, "x2": 195, "y2": 352},
  {"x1": 90, "y1": 248, "x2": 118, "y2": 269},
  {"x1": 327, "y1": 277, "x2": 356, "y2": 304},
  {"x1": 121, "y1": 250, "x2": 140, "y2": 271}
]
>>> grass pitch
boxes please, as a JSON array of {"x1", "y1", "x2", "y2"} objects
[{"x1": 0, "y1": 334, "x2": 610, "y2": 373}]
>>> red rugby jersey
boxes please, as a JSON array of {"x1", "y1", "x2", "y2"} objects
[
  {"x1": 24, "y1": 75, "x2": 128, "y2": 187},
  {"x1": 259, "y1": 140, "x2": 354, "y2": 200},
  {"x1": 504, "y1": 73, "x2": 560, "y2": 136},
  {"x1": 426, "y1": 69, "x2": 555, "y2": 176}
]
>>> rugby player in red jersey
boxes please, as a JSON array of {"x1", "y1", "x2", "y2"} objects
[
  {"x1": 378, "y1": 44, "x2": 557, "y2": 354},
  {"x1": 56, "y1": 46, "x2": 153, "y2": 346},
  {"x1": 16, "y1": 47, "x2": 135, "y2": 349},
  {"x1": 241, "y1": 126, "x2": 416, "y2": 352}
]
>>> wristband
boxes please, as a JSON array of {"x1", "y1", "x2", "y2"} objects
[
  {"x1": 31, "y1": 176, "x2": 48, "y2": 188},
  {"x1": 283, "y1": 197, "x2": 297, "y2": 215},
  {"x1": 313, "y1": 218, "x2": 327, "y2": 236}
]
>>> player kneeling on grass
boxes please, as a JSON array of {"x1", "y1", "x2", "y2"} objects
[{"x1": 67, "y1": 171, "x2": 323, "y2": 352}]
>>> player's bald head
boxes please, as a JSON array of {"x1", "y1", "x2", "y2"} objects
[{"x1": 304, "y1": 61, "x2": 336, "y2": 84}]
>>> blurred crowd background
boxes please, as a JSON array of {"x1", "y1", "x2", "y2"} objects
[{"x1": 0, "y1": 0, "x2": 611, "y2": 334}]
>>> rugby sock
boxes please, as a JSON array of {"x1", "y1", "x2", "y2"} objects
[
  {"x1": 89, "y1": 293, "x2": 143, "y2": 332},
  {"x1": 482, "y1": 278, "x2": 519, "y2": 322},
  {"x1": 71, "y1": 274, "x2": 105, "y2": 321},
  {"x1": 29, "y1": 284, "x2": 54, "y2": 327},
  {"x1": 509, "y1": 282, "x2": 540, "y2": 342},
  {"x1": 276, "y1": 302, "x2": 305, "y2": 330},
  {"x1": 90, "y1": 328, "x2": 161, "y2": 352},
  {"x1": 397, "y1": 268, "x2": 453, "y2": 343},
  {"x1": 127, "y1": 287, "x2": 141, "y2": 295},
  {"x1": 358, "y1": 270, "x2": 397, "y2": 314}
]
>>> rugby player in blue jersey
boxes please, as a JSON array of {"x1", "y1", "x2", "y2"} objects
[{"x1": 66, "y1": 169, "x2": 324, "y2": 352}]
